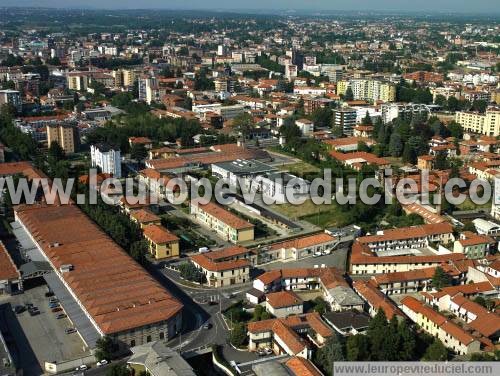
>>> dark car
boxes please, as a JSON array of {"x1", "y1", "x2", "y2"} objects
[
  {"x1": 51, "y1": 307, "x2": 63, "y2": 313},
  {"x1": 65, "y1": 328, "x2": 77, "y2": 334},
  {"x1": 28, "y1": 307, "x2": 40, "y2": 316},
  {"x1": 56, "y1": 313, "x2": 67, "y2": 319},
  {"x1": 202, "y1": 323, "x2": 212, "y2": 330},
  {"x1": 45, "y1": 291, "x2": 55, "y2": 297},
  {"x1": 13, "y1": 305, "x2": 26, "y2": 314}
]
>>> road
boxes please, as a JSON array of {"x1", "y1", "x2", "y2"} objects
[{"x1": 155, "y1": 265, "x2": 258, "y2": 364}]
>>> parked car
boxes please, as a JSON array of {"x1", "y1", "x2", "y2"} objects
[
  {"x1": 74, "y1": 365, "x2": 88, "y2": 371},
  {"x1": 56, "y1": 313, "x2": 67, "y2": 319},
  {"x1": 49, "y1": 297, "x2": 59, "y2": 304},
  {"x1": 256, "y1": 349, "x2": 266, "y2": 356},
  {"x1": 313, "y1": 251, "x2": 322, "y2": 257},
  {"x1": 13, "y1": 305, "x2": 25, "y2": 314},
  {"x1": 45, "y1": 291, "x2": 55, "y2": 297},
  {"x1": 203, "y1": 323, "x2": 212, "y2": 330},
  {"x1": 264, "y1": 347, "x2": 273, "y2": 355},
  {"x1": 28, "y1": 307, "x2": 40, "y2": 316},
  {"x1": 51, "y1": 307, "x2": 63, "y2": 313},
  {"x1": 96, "y1": 360, "x2": 108, "y2": 367},
  {"x1": 65, "y1": 328, "x2": 77, "y2": 334}
]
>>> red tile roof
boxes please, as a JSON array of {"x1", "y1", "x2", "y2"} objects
[
  {"x1": 194, "y1": 202, "x2": 254, "y2": 230},
  {"x1": 15, "y1": 203, "x2": 182, "y2": 335},
  {"x1": 0, "y1": 241, "x2": 19, "y2": 281},
  {"x1": 270, "y1": 233, "x2": 336, "y2": 251},
  {"x1": 286, "y1": 357, "x2": 323, "y2": 376},
  {"x1": 353, "y1": 280, "x2": 404, "y2": 320},
  {"x1": 191, "y1": 253, "x2": 250, "y2": 272},
  {"x1": 143, "y1": 224, "x2": 179, "y2": 244},
  {"x1": 130, "y1": 209, "x2": 161, "y2": 224},
  {"x1": 266, "y1": 290, "x2": 303, "y2": 309}
]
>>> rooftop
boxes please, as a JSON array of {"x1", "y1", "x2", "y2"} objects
[{"x1": 15, "y1": 203, "x2": 183, "y2": 335}]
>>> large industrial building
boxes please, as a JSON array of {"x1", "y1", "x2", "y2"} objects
[{"x1": 14, "y1": 203, "x2": 183, "y2": 349}]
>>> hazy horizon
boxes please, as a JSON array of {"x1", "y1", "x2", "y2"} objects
[{"x1": 2, "y1": 0, "x2": 500, "y2": 13}]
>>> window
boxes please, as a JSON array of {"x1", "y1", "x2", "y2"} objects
[
  {"x1": 147, "y1": 335, "x2": 152, "y2": 343},
  {"x1": 130, "y1": 340, "x2": 136, "y2": 347}
]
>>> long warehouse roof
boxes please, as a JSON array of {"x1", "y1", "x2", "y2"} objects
[{"x1": 15, "y1": 203, "x2": 182, "y2": 335}]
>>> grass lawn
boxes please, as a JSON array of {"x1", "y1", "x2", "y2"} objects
[
  {"x1": 455, "y1": 197, "x2": 491, "y2": 211},
  {"x1": 271, "y1": 199, "x2": 346, "y2": 228},
  {"x1": 278, "y1": 161, "x2": 320, "y2": 177}
]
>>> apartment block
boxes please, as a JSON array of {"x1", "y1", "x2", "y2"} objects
[
  {"x1": 143, "y1": 224, "x2": 180, "y2": 260},
  {"x1": 0, "y1": 89, "x2": 22, "y2": 113},
  {"x1": 455, "y1": 108, "x2": 500, "y2": 136},
  {"x1": 401, "y1": 296, "x2": 482, "y2": 355},
  {"x1": 90, "y1": 144, "x2": 122, "y2": 178},
  {"x1": 47, "y1": 123, "x2": 77, "y2": 153},
  {"x1": 190, "y1": 246, "x2": 251, "y2": 287},
  {"x1": 332, "y1": 107, "x2": 356, "y2": 136},
  {"x1": 190, "y1": 202, "x2": 254, "y2": 243}
]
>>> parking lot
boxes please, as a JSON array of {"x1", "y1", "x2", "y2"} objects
[
  {"x1": 1, "y1": 284, "x2": 91, "y2": 371},
  {"x1": 259, "y1": 247, "x2": 349, "y2": 272}
]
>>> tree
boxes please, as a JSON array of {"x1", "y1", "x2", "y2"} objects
[
  {"x1": 357, "y1": 141, "x2": 370, "y2": 153},
  {"x1": 179, "y1": 262, "x2": 206, "y2": 283},
  {"x1": 48, "y1": 141, "x2": 65, "y2": 161},
  {"x1": 95, "y1": 336, "x2": 114, "y2": 361},
  {"x1": 433, "y1": 151, "x2": 450, "y2": 171},
  {"x1": 343, "y1": 87, "x2": 354, "y2": 101},
  {"x1": 252, "y1": 305, "x2": 264, "y2": 321},
  {"x1": 346, "y1": 334, "x2": 370, "y2": 361},
  {"x1": 230, "y1": 322, "x2": 247, "y2": 347},
  {"x1": 389, "y1": 133, "x2": 403, "y2": 157},
  {"x1": 362, "y1": 110, "x2": 373, "y2": 125},
  {"x1": 233, "y1": 113, "x2": 255, "y2": 139},
  {"x1": 447, "y1": 121, "x2": 463, "y2": 140},
  {"x1": 432, "y1": 266, "x2": 451, "y2": 289},
  {"x1": 422, "y1": 339, "x2": 448, "y2": 361},
  {"x1": 397, "y1": 319, "x2": 416, "y2": 360},
  {"x1": 130, "y1": 143, "x2": 148, "y2": 162},
  {"x1": 106, "y1": 363, "x2": 130, "y2": 376},
  {"x1": 129, "y1": 240, "x2": 148, "y2": 264},
  {"x1": 314, "y1": 334, "x2": 345, "y2": 375},
  {"x1": 312, "y1": 297, "x2": 329, "y2": 314},
  {"x1": 310, "y1": 108, "x2": 333, "y2": 128}
]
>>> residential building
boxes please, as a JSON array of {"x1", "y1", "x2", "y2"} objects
[
  {"x1": 323, "y1": 136, "x2": 375, "y2": 152},
  {"x1": 130, "y1": 208, "x2": 161, "y2": 229},
  {"x1": 253, "y1": 266, "x2": 361, "y2": 312},
  {"x1": 247, "y1": 313, "x2": 333, "y2": 359},
  {"x1": 328, "y1": 151, "x2": 391, "y2": 171},
  {"x1": 455, "y1": 108, "x2": 500, "y2": 136},
  {"x1": 332, "y1": 108, "x2": 356, "y2": 136},
  {"x1": 190, "y1": 202, "x2": 254, "y2": 243},
  {"x1": 295, "y1": 118, "x2": 314, "y2": 136},
  {"x1": 257, "y1": 233, "x2": 338, "y2": 263},
  {"x1": 0, "y1": 89, "x2": 22, "y2": 113},
  {"x1": 265, "y1": 290, "x2": 304, "y2": 318},
  {"x1": 14, "y1": 204, "x2": 183, "y2": 349},
  {"x1": 453, "y1": 231, "x2": 495, "y2": 259},
  {"x1": 352, "y1": 280, "x2": 404, "y2": 320},
  {"x1": 190, "y1": 246, "x2": 251, "y2": 287},
  {"x1": 143, "y1": 224, "x2": 180, "y2": 260},
  {"x1": 46, "y1": 123, "x2": 77, "y2": 153},
  {"x1": 323, "y1": 310, "x2": 370, "y2": 336},
  {"x1": 401, "y1": 296, "x2": 482, "y2": 355},
  {"x1": 90, "y1": 144, "x2": 122, "y2": 178},
  {"x1": 350, "y1": 223, "x2": 459, "y2": 274}
]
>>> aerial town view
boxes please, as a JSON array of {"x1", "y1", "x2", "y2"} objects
[{"x1": 0, "y1": 1, "x2": 499, "y2": 375}]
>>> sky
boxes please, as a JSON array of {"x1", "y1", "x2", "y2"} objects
[{"x1": 2, "y1": 0, "x2": 499, "y2": 13}]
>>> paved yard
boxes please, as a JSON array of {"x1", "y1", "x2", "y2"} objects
[
  {"x1": 1, "y1": 284, "x2": 90, "y2": 372},
  {"x1": 259, "y1": 247, "x2": 349, "y2": 272}
]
